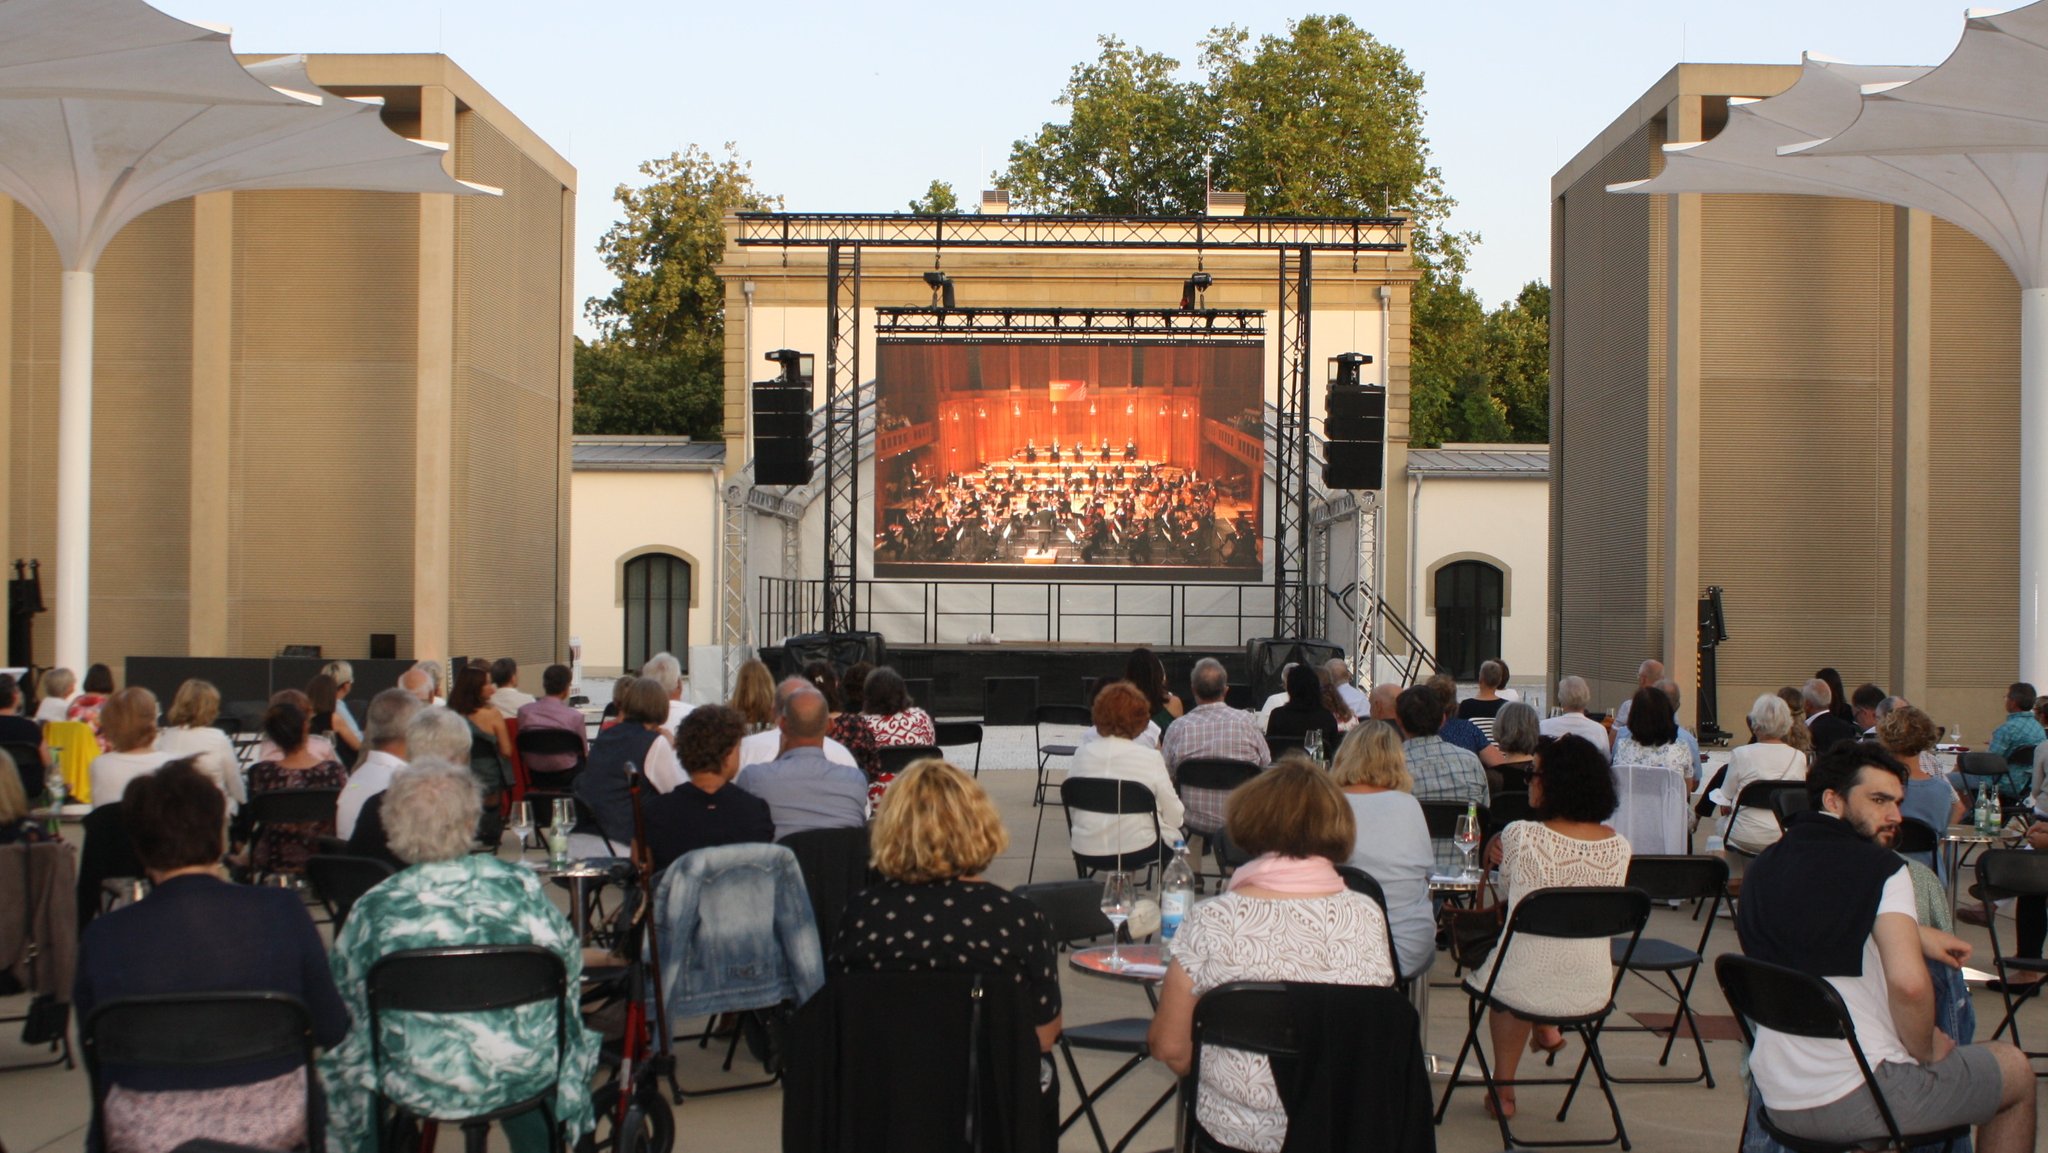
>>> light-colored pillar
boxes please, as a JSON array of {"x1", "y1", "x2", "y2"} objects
[
  {"x1": 555, "y1": 186, "x2": 575, "y2": 664},
  {"x1": 0, "y1": 198, "x2": 14, "y2": 663},
  {"x1": 189, "y1": 192, "x2": 234, "y2": 655},
  {"x1": 413, "y1": 85, "x2": 457, "y2": 661},
  {"x1": 54, "y1": 269, "x2": 94, "y2": 673},
  {"x1": 2020, "y1": 286, "x2": 2048, "y2": 684},
  {"x1": 1891, "y1": 209, "x2": 1932, "y2": 700},
  {"x1": 1662, "y1": 96, "x2": 1704, "y2": 729}
]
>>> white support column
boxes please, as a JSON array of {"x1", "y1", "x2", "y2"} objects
[
  {"x1": 2020, "y1": 287, "x2": 2048, "y2": 684},
  {"x1": 54, "y1": 269, "x2": 94, "y2": 673}
]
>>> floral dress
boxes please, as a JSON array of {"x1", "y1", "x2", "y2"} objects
[
  {"x1": 320, "y1": 854, "x2": 601, "y2": 1153},
  {"x1": 246, "y1": 758, "x2": 347, "y2": 874}
]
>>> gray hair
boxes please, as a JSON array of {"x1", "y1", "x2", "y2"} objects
[
  {"x1": 643, "y1": 652, "x2": 683, "y2": 696},
  {"x1": 320, "y1": 660, "x2": 355, "y2": 686},
  {"x1": 1477, "y1": 660, "x2": 1506, "y2": 690},
  {"x1": 1802, "y1": 678, "x2": 1832, "y2": 711},
  {"x1": 1748, "y1": 693, "x2": 1794, "y2": 740},
  {"x1": 406, "y1": 705, "x2": 474, "y2": 765},
  {"x1": 1190, "y1": 658, "x2": 1229, "y2": 702},
  {"x1": 399, "y1": 668, "x2": 433, "y2": 700},
  {"x1": 1878, "y1": 695, "x2": 1909, "y2": 718},
  {"x1": 364, "y1": 688, "x2": 423, "y2": 748},
  {"x1": 1493, "y1": 701, "x2": 1542, "y2": 754},
  {"x1": 1556, "y1": 675, "x2": 1593, "y2": 712},
  {"x1": 382, "y1": 758, "x2": 480, "y2": 865},
  {"x1": 412, "y1": 659, "x2": 444, "y2": 694},
  {"x1": 1655, "y1": 678, "x2": 1682, "y2": 708},
  {"x1": 1325, "y1": 657, "x2": 1352, "y2": 682},
  {"x1": 1638, "y1": 659, "x2": 1665, "y2": 684}
]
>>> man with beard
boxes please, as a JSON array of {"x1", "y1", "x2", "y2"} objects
[{"x1": 1735, "y1": 742, "x2": 2035, "y2": 1152}]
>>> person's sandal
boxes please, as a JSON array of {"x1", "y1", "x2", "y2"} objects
[{"x1": 1957, "y1": 903, "x2": 1993, "y2": 927}]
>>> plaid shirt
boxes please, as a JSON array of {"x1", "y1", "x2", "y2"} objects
[
  {"x1": 1162, "y1": 703, "x2": 1271, "y2": 833},
  {"x1": 1404, "y1": 735, "x2": 1488, "y2": 871}
]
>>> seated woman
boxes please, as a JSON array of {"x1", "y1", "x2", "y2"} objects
[
  {"x1": 154, "y1": 679, "x2": 245, "y2": 810},
  {"x1": 1148, "y1": 760, "x2": 1396, "y2": 1152},
  {"x1": 1608, "y1": 687, "x2": 1694, "y2": 856},
  {"x1": 68, "y1": 662, "x2": 117, "y2": 730},
  {"x1": 1490, "y1": 701, "x2": 1541, "y2": 795},
  {"x1": 829, "y1": 758, "x2": 1063, "y2": 1094},
  {"x1": 254, "y1": 689, "x2": 339, "y2": 765},
  {"x1": 860, "y1": 668, "x2": 935, "y2": 748},
  {"x1": 1124, "y1": 647, "x2": 1184, "y2": 734},
  {"x1": 1330, "y1": 720, "x2": 1436, "y2": 982},
  {"x1": 1317, "y1": 663, "x2": 1358, "y2": 732},
  {"x1": 645, "y1": 704, "x2": 773, "y2": 873},
  {"x1": 1714, "y1": 693, "x2": 1809, "y2": 855},
  {"x1": 1471, "y1": 733, "x2": 1631, "y2": 1121},
  {"x1": 728, "y1": 659, "x2": 776, "y2": 735},
  {"x1": 306, "y1": 673, "x2": 362, "y2": 763},
  {"x1": 1264, "y1": 663, "x2": 1340, "y2": 755},
  {"x1": 246, "y1": 696, "x2": 348, "y2": 875},
  {"x1": 571, "y1": 676, "x2": 685, "y2": 855},
  {"x1": 1067, "y1": 681, "x2": 1184, "y2": 864},
  {"x1": 1880, "y1": 704, "x2": 1964, "y2": 870},
  {"x1": 74, "y1": 759, "x2": 348, "y2": 1153},
  {"x1": 321, "y1": 760, "x2": 601, "y2": 1153},
  {"x1": 448, "y1": 662, "x2": 512, "y2": 835},
  {"x1": 805, "y1": 660, "x2": 879, "y2": 781},
  {"x1": 89, "y1": 689, "x2": 179, "y2": 809},
  {"x1": 32, "y1": 666, "x2": 76, "y2": 724}
]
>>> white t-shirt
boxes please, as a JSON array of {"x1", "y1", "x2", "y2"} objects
[
  {"x1": 32, "y1": 696, "x2": 71, "y2": 724},
  {"x1": 155, "y1": 724, "x2": 245, "y2": 806},
  {"x1": 1256, "y1": 692, "x2": 1290, "y2": 727},
  {"x1": 665, "y1": 699, "x2": 695, "y2": 734},
  {"x1": 1539, "y1": 712, "x2": 1611, "y2": 759},
  {"x1": 1750, "y1": 868, "x2": 1916, "y2": 1110},
  {"x1": 336, "y1": 750, "x2": 405, "y2": 839},
  {"x1": 737, "y1": 728, "x2": 858, "y2": 773},
  {"x1": 90, "y1": 749, "x2": 179, "y2": 808}
]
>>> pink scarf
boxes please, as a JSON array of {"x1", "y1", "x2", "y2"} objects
[{"x1": 1225, "y1": 853, "x2": 1344, "y2": 895}]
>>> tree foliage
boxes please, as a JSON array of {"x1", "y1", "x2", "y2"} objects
[
  {"x1": 577, "y1": 144, "x2": 779, "y2": 437},
  {"x1": 1408, "y1": 280, "x2": 1549, "y2": 447},
  {"x1": 907, "y1": 180, "x2": 963, "y2": 215},
  {"x1": 1000, "y1": 37, "x2": 1213, "y2": 215}
]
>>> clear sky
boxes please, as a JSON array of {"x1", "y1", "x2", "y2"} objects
[{"x1": 159, "y1": 0, "x2": 1968, "y2": 335}]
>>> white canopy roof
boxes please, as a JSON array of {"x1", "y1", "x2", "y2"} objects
[{"x1": 0, "y1": 0, "x2": 494, "y2": 271}]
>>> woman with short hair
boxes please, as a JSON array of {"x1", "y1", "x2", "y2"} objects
[
  {"x1": 1879, "y1": 703, "x2": 1963, "y2": 867},
  {"x1": 90, "y1": 688, "x2": 179, "y2": 808},
  {"x1": 1330, "y1": 720, "x2": 1435, "y2": 981},
  {"x1": 1148, "y1": 760, "x2": 1395, "y2": 1151},
  {"x1": 1469, "y1": 734, "x2": 1631, "y2": 1119},
  {"x1": 33, "y1": 667, "x2": 76, "y2": 724},
  {"x1": 1490, "y1": 701, "x2": 1542, "y2": 794},
  {"x1": 1066, "y1": 681, "x2": 1185, "y2": 862},
  {"x1": 1715, "y1": 693, "x2": 1808, "y2": 855},
  {"x1": 861, "y1": 667, "x2": 936, "y2": 748},
  {"x1": 155, "y1": 679, "x2": 244, "y2": 808},
  {"x1": 245, "y1": 696, "x2": 347, "y2": 874},
  {"x1": 321, "y1": 760, "x2": 601, "y2": 1153},
  {"x1": 571, "y1": 676, "x2": 685, "y2": 853}
]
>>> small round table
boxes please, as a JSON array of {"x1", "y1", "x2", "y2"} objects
[
  {"x1": 523, "y1": 858, "x2": 623, "y2": 940},
  {"x1": 1068, "y1": 944, "x2": 1168, "y2": 984},
  {"x1": 1942, "y1": 826, "x2": 1998, "y2": 912}
]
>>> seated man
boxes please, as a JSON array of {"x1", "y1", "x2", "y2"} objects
[
  {"x1": 645, "y1": 705, "x2": 773, "y2": 873},
  {"x1": 1737, "y1": 743, "x2": 2035, "y2": 1152},
  {"x1": 336, "y1": 689, "x2": 421, "y2": 840},
  {"x1": 487, "y1": 658, "x2": 536, "y2": 718},
  {"x1": 737, "y1": 677, "x2": 860, "y2": 772},
  {"x1": 736, "y1": 684, "x2": 868, "y2": 841},
  {"x1": 1395, "y1": 685, "x2": 1487, "y2": 873},
  {"x1": 515, "y1": 663, "x2": 589, "y2": 779}
]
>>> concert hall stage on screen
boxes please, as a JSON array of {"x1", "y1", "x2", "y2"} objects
[{"x1": 874, "y1": 340, "x2": 1265, "y2": 581}]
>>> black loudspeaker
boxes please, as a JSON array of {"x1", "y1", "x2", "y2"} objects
[
  {"x1": 753, "y1": 382, "x2": 814, "y2": 486},
  {"x1": 1322, "y1": 385, "x2": 1386, "y2": 490},
  {"x1": 369, "y1": 633, "x2": 397, "y2": 660},
  {"x1": 1245, "y1": 637, "x2": 1347, "y2": 698}
]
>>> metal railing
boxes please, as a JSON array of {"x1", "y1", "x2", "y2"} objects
[{"x1": 760, "y1": 576, "x2": 1281, "y2": 649}]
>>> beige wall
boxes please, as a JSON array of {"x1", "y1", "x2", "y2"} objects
[
  {"x1": 1555, "y1": 63, "x2": 2023, "y2": 740},
  {"x1": 568, "y1": 468, "x2": 723, "y2": 677},
  {"x1": 1415, "y1": 473, "x2": 1549, "y2": 694}
]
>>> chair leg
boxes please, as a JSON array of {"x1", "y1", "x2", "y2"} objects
[
  {"x1": 462, "y1": 1120, "x2": 488, "y2": 1153},
  {"x1": 1056, "y1": 1038, "x2": 1118, "y2": 1153},
  {"x1": 1028, "y1": 794, "x2": 1049, "y2": 883},
  {"x1": 1582, "y1": 1025, "x2": 1633, "y2": 1151},
  {"x1": 1432, "y1": 995, "x2": 1486, "y2": 1126}
]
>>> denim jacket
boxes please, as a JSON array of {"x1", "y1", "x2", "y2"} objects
[{"x1": 656, "y1": 842, "x2": 824, "y2": 1022}]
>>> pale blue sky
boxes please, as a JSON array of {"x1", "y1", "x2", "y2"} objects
[{"x1": 160, "y1": 0, "x2": 1967, "y2": 336}]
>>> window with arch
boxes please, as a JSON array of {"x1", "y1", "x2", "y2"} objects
[
  {"x1": 1434, "y1": 560, "x2": 1504, "y2": 682},
  {"x1": 623, "y1": 553, "x2": 690, "y2": 674}
]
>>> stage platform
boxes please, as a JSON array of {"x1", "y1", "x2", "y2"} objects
[{"x1": 883, "y1": 643, "x2": 1254, "y2": 720}]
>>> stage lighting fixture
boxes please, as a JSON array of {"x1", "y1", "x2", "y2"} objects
[
  {"x1": 923, "y1": 270, "x2": 957, "y2": 309},
  {"x1": 1328, "y1": 351, "x2": 1373, "y2": 389},
  {"x1": 764, "y1": 348, "x2": 815, "y2": 385},
  {"x1": 1179, "y1": 271, "x2": 1215, "y2": 310}
]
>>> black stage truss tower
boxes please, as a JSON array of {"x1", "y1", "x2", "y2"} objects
[{"x1": 732, "y1": 212, "x2": 1406, "y2": 640}]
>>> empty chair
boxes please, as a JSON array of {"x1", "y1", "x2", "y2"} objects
[
  {"x1": 1033, "y1": 703, "x2": 1092, "y2": 807},
  {"x1": 875, "y1": 743, "x2": 941, "y2": 777},
  {"x1": 1605, "y1": 854, "x2": 1729, "y2": 1088},
  {"x1": 933, "y1": 720, "x2": 984, "y2": 777},
  {"x1": 1975, "y1": 849, "x2": 2048, "y2": 1058}
]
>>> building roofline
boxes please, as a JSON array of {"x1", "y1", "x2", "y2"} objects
[{"x1": 1551, "y1": 62, "x2": 1801, "y2": 200}]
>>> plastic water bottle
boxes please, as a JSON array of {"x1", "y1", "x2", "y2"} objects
[
  {"x1": 1160, "y1": 839, "x2": 1196, "y2": 949},
  {"x1": 1976, "y1": 785, "x2": 1994, "y2": 835}
]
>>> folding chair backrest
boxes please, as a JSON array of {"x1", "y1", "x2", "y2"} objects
[
  {"x1": 778, "y1": 825, "x2": 874, "y2": 945},
  {"x1": 2006, "y1": 743, "x2": 2037, "y2": 770},
  {"x1": 1714, "y1": 953, "x2": 1852, "y2": 1043},
  {"x1": 1766, "y1": 785, "x2": 1812, "y2": 830},
  {"x1": 1487, "y1": 790, "x2": 1533, "y2": 832},
  {"x1": 1977, "y1": 848, "x2": 2048, "y2": 900},
  {"x1": 1420, "y1": 800, "x2": 1485, "y2": 840},
  {"x1": 1061, "y1": 777, "x2": 1157, "y2": 819},
  {"x1": 877, "y1": 743, "x2": 943, "y2": 776},
  {"x1": 1014, "y1": 879, "x2": 1114, "y2": 946},
  {"x1": 1893, "y1": 817, "x2": 1940, "y2": 856},
  {"x1": 86, "y1": 992, "x2": 313, "y2": 1071},
  {"x1": 1957, "y1": 750, "x2": 2008, "y2": 782},
  {"x1": 933, "y1": 720, "x2": 983, "y2": 749},
  {"x1": 247, "y1": 787, "x2": 341, "y2": 826},
  {"x1": 1190, "y1": 981, "x2": 1297, "y2": 1057},
  {"x1": 1175, "y1": 758, "x2": 1262, "y2": 792},
  {"x1": 515, "y1": 727, "x2": 586, "y2": 758},
  {"x1": 1335, "y1": 865, "x2": 1389, "y2": 918},
  {"x1": 369, "y1": 945, "x2": 564, "y2": 1015},
  {"x1": 304, "y1": 854, "x2": 397, "y2": 926},
  {"x1": 1622, "y1": 855, "x2": 1729, "y2": 903},
  {"x1": 1505, "y1": 886, "x2": 1650, "y2": 942},
  {"x1": 1035, "y1": 704, "x2": 1092, "y2": 731}
]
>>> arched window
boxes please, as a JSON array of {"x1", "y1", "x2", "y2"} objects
[
  {"x1": 623, "y1": 553, "x2": 690, "y2": 673},
  {"x1": 1435, "y1": 560, "x2": 1504, "y2": 682}
]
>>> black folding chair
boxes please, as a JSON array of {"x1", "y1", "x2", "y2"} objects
[
  {"x1": 1716, "y1": 954, "x2": 1968, "y2": 1153},
  {"x1": 1955, "y1": 750, "x2": 2015, "y2": 804},
  {"x1": 1893, "y1": 817, "x2": 1940, "y2": 859},
  {"x1": 77, "y1": 802, "x2": 143, "y2": 929},
  {"x1": 1421, "y1": 799, "x2": 1488, "y2": 895},
  {"x1": 778, "y1": 826, "x2": 873, "y2": 947},
  {"x1": 83, "y1": 993, "x2": 324, "y2": 1153},
  {"x1": 934, "y1": 720, "x2": 984, "y2": 777},
  {"x1": 1435, "y1": 886, "x2": 1651, "y2": 1150},
  {"x1": 876, "y1": 743, "x2": 942, "y2": 777},
  {"x1": 1488, "y1": 790, "x2": 1534, "y2": 835},
  {"x1": 1174, "y1": 757, "x2": 1260, "y2": 884},
  {"x1": 1034, "y1": 704, "x2": 1092, "y2": 806},
  {"x1": 1602, "y1": 855, "x2": 1728, "y2": 1087},
  {"x1": 304, "y1": 853, "x2": 397, "y2": 928},
  {"x1": 513, "y1": 727, "x2": 586, "y2": 799},
  {"x1": 1975, "y1": 849, "x2": 2048, "y2": 1060},
  {"x1": 367, "y1": 945, "x2": 570, "y2": 1152},
  {"x1": 0, "y1": 741, "x2": 42, "y2": 801},
  {"x1": 1016, "y1": 880, "x2": 1172, "y2": 1153},
  {"x1": 244, "y1": 786, "x2": 342, "y2": 882},
  {"x1": 1044, "y1": 777, "x2": 1163, "y2": 886},
  {"x1": 1768, "y1": 786, "x2": 1812, "y2": 830}
]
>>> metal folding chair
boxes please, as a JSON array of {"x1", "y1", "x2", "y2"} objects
[{"x1": 1602, "y1": 855, "x2": 1728, "y2": 1087}]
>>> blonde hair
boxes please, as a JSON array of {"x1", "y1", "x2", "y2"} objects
[
  {"x1": 165, "y1": 679, "x2": 221, "y2": 729},
  {"x1": 1328, "y1": 719, "x2": 1412, "y2": 792},
  {"x1": 870, "y1": 759, "x2": 1007, "y2": 884},
  {"x1": 100, "y1": 687, "x2": 160, "y2": 753},
  {"x1": 729, "y1": 660, "x2": 775, "y2": 728},
  {"x1": 0, "y1": 750, "x2": 27, "y2": 823}
]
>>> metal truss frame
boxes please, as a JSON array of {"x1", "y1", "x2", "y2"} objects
[
  {"x1": 733, "y1": 212, "x2": 1404, "y2": 252},
  {"x1": 823, "y1": 244, "x2": 861, "y2": 634},
  {"x1": 873, "y1": 306, "x2": 1264, "y2": 342},
  {"x1": 1272, "y1": 248, "x2": 1313, "y2": 639}
]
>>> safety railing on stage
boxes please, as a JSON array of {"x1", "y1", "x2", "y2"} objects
[{"x1": 758, "y1": 577, "x2": 1282, "y2": 649}]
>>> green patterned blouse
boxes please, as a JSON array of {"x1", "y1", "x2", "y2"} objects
[{"x1": 319, "y1": 854, "x2": 600, "y2": 1153}]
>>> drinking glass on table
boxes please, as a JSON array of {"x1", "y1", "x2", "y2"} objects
[
  {"x1": 1305, "y1": 729, "x2": 1325, "y2": 764},
  {"x1": 551, "y1": 797, "x2": 576, "y2": 833},
  {"x1": 1100, "y1": 871, "x2": 1135, "y2": 970},
  {"x1": 507, "y1": 800, "x2": 533, "y2": 856},
  {"x1": 1454, "y1": 812, "x2": 1483, "y2": 881}
]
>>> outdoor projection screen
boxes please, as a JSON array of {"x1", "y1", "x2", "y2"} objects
[{"x1": 873, "y1": 341, "x2": 1265, "y2": 581}]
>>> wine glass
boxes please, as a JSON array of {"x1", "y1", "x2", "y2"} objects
[
  {"x1": 1305, "y1": 729, "x2": 1325, "y2": 763},
  {"x1": 1099, "y1": 871, "x2": 1135, "y2": 970},
  {"x1": 1454, "y1": 812, "x2": 1483, "y2": 881},
  {"x1": 552, "y1": 797, "x2": 576, "y2": 832},
  {"x1": 507, "y1": 800, "x2": 533, "y2": 857}
]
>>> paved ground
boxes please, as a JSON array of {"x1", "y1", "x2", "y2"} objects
[{"x1": 2, "y1": 724, "x2": 2039, "y2": 1151}]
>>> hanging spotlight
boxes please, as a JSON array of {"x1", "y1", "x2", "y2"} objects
[
  {"x1": 923, "y1": 270, "x2": 957, "y2": 310},
  {"x1": 1179, "y1": 271, "x2": 1214, "y2": 310}
]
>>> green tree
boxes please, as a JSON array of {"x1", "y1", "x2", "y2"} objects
[
  {"x1": 907, "y1": 180, "x2": 962, "y2": 215},
  {"x1": 1407, "y1": 273, "x2": 1485, "y2": 447},
  {"x1": 579, "y1": 144, "x2": 779, "y2": 436},
  {"x1": 1482, "y1": 281, "x2": 1550, "y2": 441}
]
